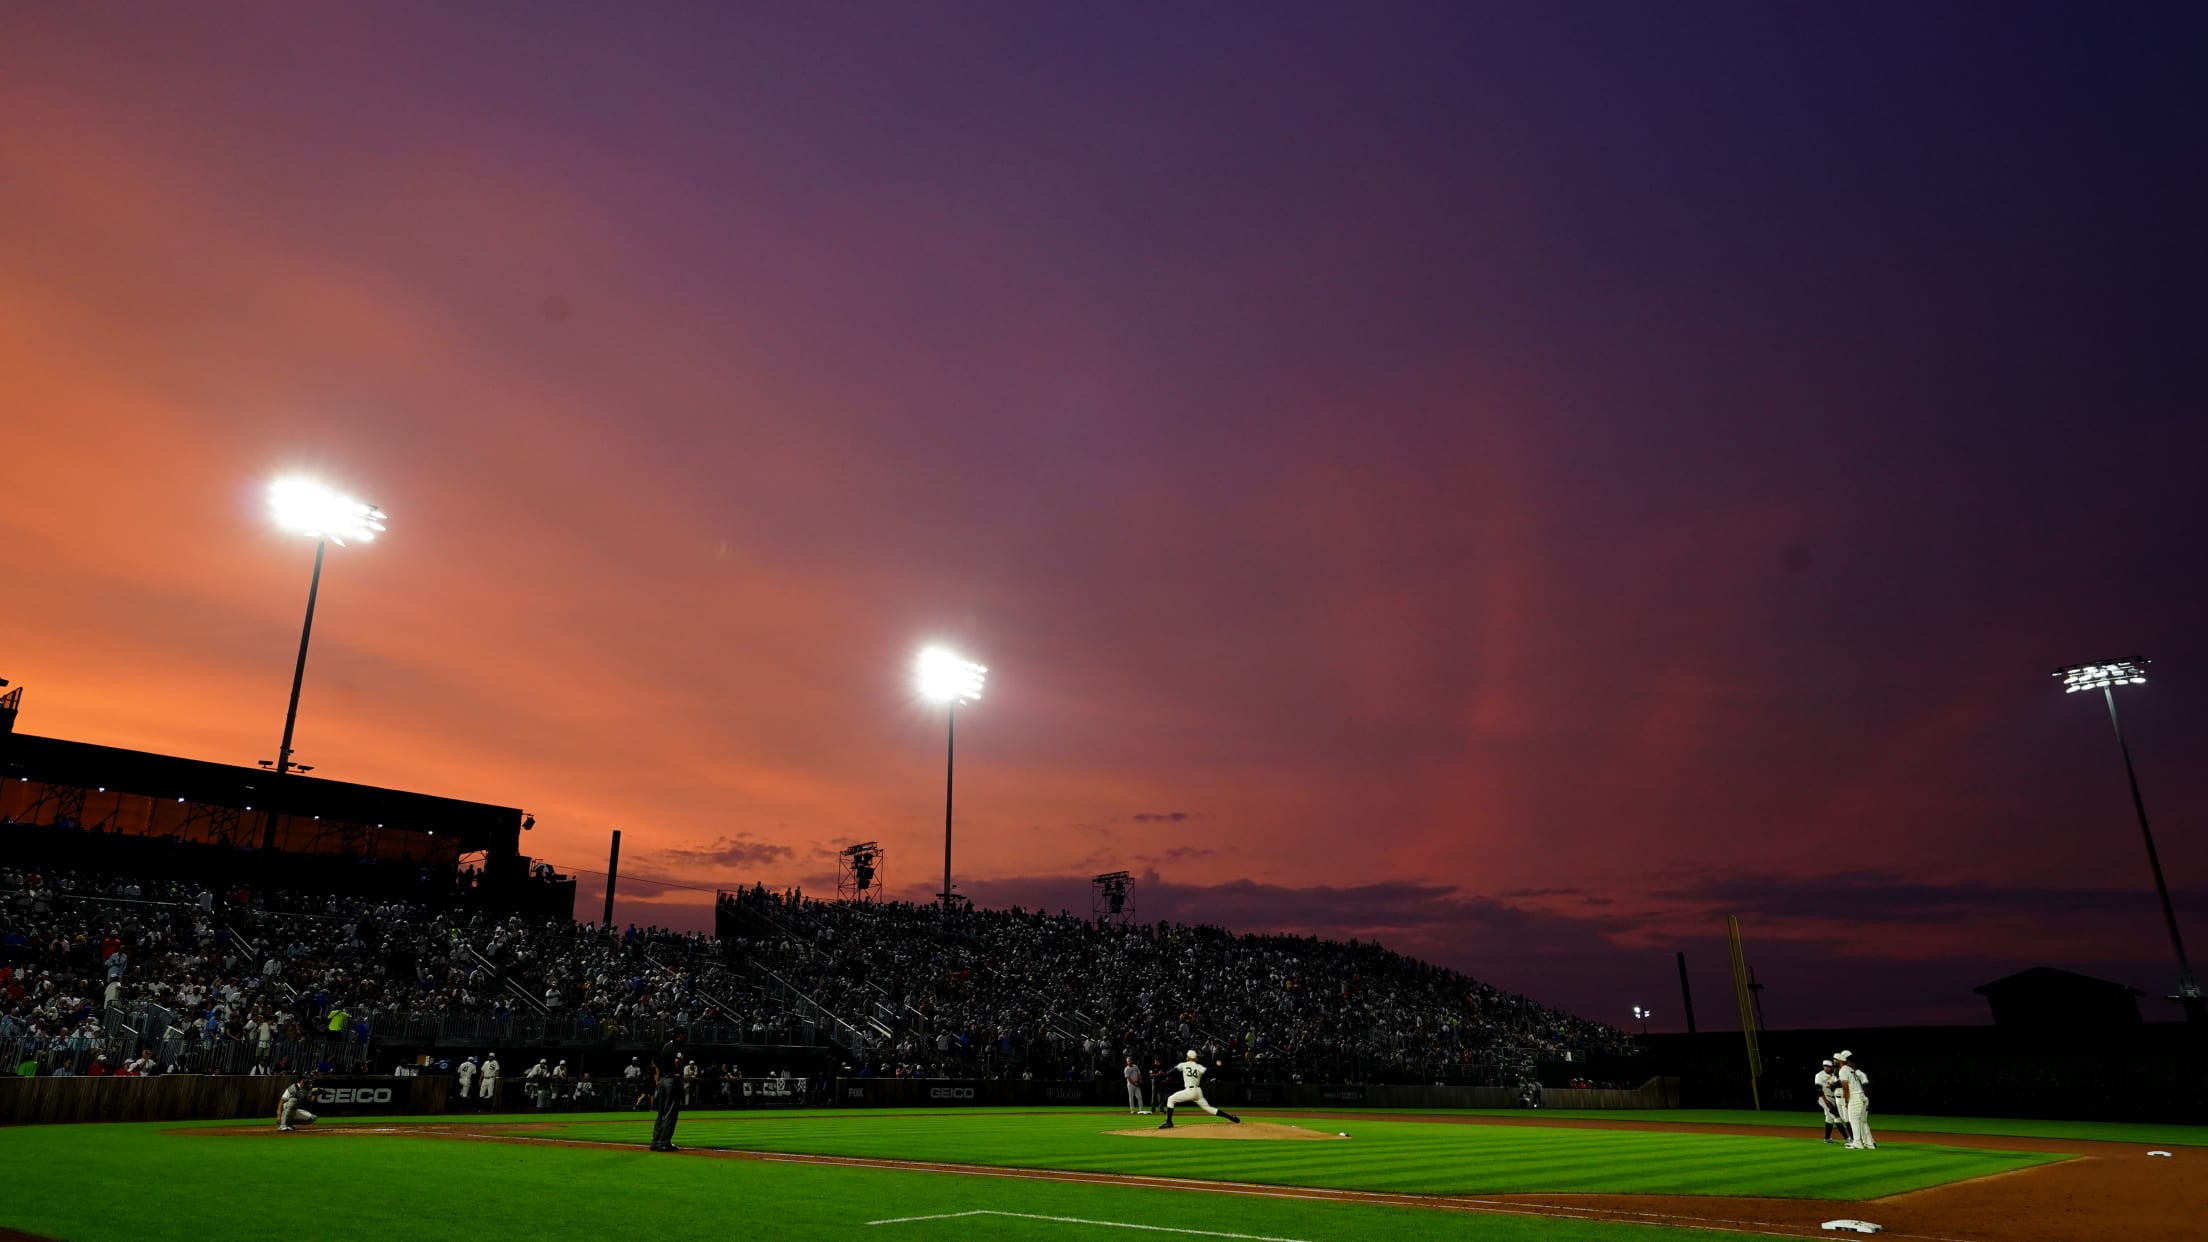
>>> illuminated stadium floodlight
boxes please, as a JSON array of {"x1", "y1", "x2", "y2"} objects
[
  {"x1": 261, "y1": 477, "x2": 387, "y2": 849},
  {"x1": 269, "y1": 477, "x2": 386, "y2": 546},
  {"x1": 915, "y1": 646, "x2": 986, "y2": 916},
  {"x1": 916, "y1": 646, "x2": 987, "y2": 704},
  {"x1": 2057, "y1": 659, "x2": 2148, "y2": 694},
  {"x1": 2054, "y1": 657, "x2": 2203, "y2": 1025}
]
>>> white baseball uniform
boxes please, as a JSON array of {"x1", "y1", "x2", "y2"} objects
[
  {"x1": 1839, "y1": 1065, "x2": 1873, "y2": 1148},
  {"x1": 1165, "y1": 1059, "x2": 1222, "y2": 1115},
  {"x1": 277, "y1": 1082, "x2": 317, "y2": 1130},
  {"x1": 456, "y1": 1060, "x2": 476, "y2": 1100},
  {"x1": 480, "y1": 1057, "x2": 501, "y2": 1107},
  {"x1": 1123, "y1": 1062, "x2": 1144, "y2": 1113},
  {"x1": 1813, "y1": 1069, "x2": 1842, "y2": 1124}
]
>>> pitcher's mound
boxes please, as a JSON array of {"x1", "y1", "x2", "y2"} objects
[{"x1": 1109, "y1": 1122, "x2": 1345, "y2": 1140}]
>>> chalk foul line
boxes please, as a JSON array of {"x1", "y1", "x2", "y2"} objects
[{"x1": 865, "y1": 1209, "x2": 1309, "y2": 1241}]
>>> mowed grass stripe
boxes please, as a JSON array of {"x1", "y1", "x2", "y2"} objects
[
  {"x1": 553, "y1": 1109, "x2": 2057, "y2": 1198},
  {"x1": 0, "y1": 1120, "x2": 1759, "y2": 1242}
]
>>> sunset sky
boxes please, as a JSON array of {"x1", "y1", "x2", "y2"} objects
[{"x1": 3, "y1": 2, "x2": 2203, "y2": 1029}]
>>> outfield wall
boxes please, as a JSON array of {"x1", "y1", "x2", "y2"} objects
[
  {"x1": 0, "y1": 1075, "x2": 448, "y2": 1125},
  {"x1": 832, "y1": 1077, "x2": 1680, "y2": 1110}
]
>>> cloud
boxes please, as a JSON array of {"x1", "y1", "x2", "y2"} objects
[
  {"x1": 650, "y1": 833, "x2": 796, "y2": 869},
  {"x1": 1131, "y1": 811, "x2": 1197, "y2": 823},
  {"x1": 1133, "y1": 846, "x2": 1215, "y2": 864}
]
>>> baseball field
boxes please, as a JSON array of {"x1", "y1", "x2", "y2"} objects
[{"x1": 4, "y1": 1106, "x2": 2201, "y2": 1242}]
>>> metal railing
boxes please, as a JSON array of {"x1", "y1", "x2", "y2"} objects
[
  {"x1": 1, "y1": 1031, "x2": 370, "y2": 1078},
  {"x1": 459, "y1": 943, "x2": 552, "y2": 1017}
]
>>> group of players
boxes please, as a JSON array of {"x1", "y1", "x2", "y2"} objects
[
  {"x1": 1813, "y1": 1049, "x2": 1875, "y2": 1149},
  {"x1": 276, "y1": 1041, "x2": 1875, "y2": 1150},
  {"x1": 1122, "y1": 1051, "x2": 1243, "y2": 1128}
]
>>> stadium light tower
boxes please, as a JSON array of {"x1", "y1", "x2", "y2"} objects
[
  {"x1": 1632, "y1": 1005, "x2": 1652, "y2": 1036},
  {"x1": 2055, "y1": 658, "x2": 2205, "y2": 1026},
  {"x1": 915, "y1": 646, "x2": 985, "y2": 917},
  {"x1": 266, "y1": 477, "x2": 385, "y2": 788}
]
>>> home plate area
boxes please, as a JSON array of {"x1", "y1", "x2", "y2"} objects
[{"x1": 1107, "y1": 1122, "x2": 1346, "y2": 1141}]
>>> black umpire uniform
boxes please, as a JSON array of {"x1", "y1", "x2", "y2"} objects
[{"x1": 650, "y1": 1029, "x2": 687, "y2": 1152}]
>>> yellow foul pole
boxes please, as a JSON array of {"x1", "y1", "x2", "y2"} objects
[{"x1": 1726, "y1": 914, "x2": 1762, "y2": 1110}]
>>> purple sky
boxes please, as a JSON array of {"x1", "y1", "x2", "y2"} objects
[{"x1": 2, "y1": 2, "x2": 2204, "y2": 1028}]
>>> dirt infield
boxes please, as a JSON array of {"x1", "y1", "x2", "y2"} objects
[
  {"x1": 1107, "y1": 1121, "x2": 1344, "y2": 1140},
  {"x1": 191, "y1": 1114, "x2": 2203, "y2": 1241}
]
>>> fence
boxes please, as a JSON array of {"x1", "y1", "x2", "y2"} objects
[{"x1": 0, "y1": 1074, "x2": 448, "y2": 1125}]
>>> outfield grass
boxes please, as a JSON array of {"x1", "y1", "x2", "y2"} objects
[
  {"x1": 0, "y1": 1108, "x2": 2072, "y2": 1242},
  {"x1": 0, "y1": 1117, "x2": 1754, "y2": 1242}
]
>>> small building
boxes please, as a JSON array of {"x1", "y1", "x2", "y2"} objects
[{"x1": 1974, "y1": 967, "x2": 2144, "y2": 1031}]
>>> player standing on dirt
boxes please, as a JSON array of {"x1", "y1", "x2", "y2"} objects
[
  {"x1": 1835, "y1": 1050, "x2": 1874, "y2": 1150},
  {"x1": 478, "y1": 1053, "x2": 500, "y2": 1112},
  {"x1": 1813, "y1": 1059, "x2": 1851, "y2": 1144},
  {"x1": 1157, "y1": 1050, "x2": 1242, "y2": 1128}
]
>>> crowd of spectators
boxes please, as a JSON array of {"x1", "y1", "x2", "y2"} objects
[
  {"x1": 720, "y1": 885, "x2": 1630, "y2": 1085},
  {"x1": 3, "y1": 859, "x2": 1628, "y2": 1088},
  {"x1": 0, "y1": 865, "x2": 810, "y2": 1077}
]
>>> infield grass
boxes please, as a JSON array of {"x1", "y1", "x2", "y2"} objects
[{"x1": 551, "y1": 1106, "x2": 2053, "y2": 1199}]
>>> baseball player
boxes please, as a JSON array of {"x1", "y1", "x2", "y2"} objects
[
  {"x1": 650, "y1": 1027, "x2": 687, "y2": 1152},
  {"x1": 478, "y1": 1053, "x2": 500, "y2": 1112},
  {"x1": 455, "y1": 1055, "x2": 477, "y2": 1106},
  {"x1": 1813, "y1": 1059, "x2": 1851, "y2": 1144},
  {"x1": 1834, "y1": 1050, "x2": 1874, "y2": 1149},
  {"x1": 1122, "y1": 1057, "x2": 1146, "y2": 1114},
  {"x1": 1156, "y1": 1049, "x2": 1241, "y2": 1128},
  {"x1": 277, "y1": 1076, "x2": 318, "y2": 1131}
]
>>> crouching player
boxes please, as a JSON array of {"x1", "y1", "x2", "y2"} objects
[
  {"x1": 278, "y1": 1076, "x2": 319, "y2": 1131},
  {"x1": 1157, "y1": 1050, "x2": 1242, "y2": 1129}
]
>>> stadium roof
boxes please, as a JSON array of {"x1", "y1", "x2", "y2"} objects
[{"x1": 0, "y1": 733, "x2": 521, "y2": 854}]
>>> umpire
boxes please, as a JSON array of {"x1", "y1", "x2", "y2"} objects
[{"x1": 650, "y1": 1027, "x2": 687, "y2": 1152}]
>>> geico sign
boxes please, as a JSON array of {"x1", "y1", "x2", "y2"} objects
[
  {"x1": 927, "y1": 1087, "x2": 976, "y2": 1100},
  {"x1": 317, "y1": 1087, "x2": 395, "y2": 1105}
]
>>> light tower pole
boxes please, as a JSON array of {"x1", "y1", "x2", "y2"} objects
[
  {"x1": 262, "y1": 478, "x2": 385, "y2": 849},
  {"x1": 915, "y1": 646, "x2": 986, "y2": 917},
  {"x1": 2056, "y1": 659, "x2": 2205, "y2": 1026}
]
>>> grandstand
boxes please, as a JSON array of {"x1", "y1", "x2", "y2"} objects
[
  {"x1": 0, "y1": 733, "x2": 1633, "y2": 1102},
  {"x1": 717, "y1": 886, "x2": 1633, "y2": 1086}
]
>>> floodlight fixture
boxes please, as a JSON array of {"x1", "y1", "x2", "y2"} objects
[
  {"x1": 916, "y1": 647, "x2": 987, "y2": 704},
  {"x1": 262, "y1": 473, "x2": 389, "y2": 848},
  {"x1": 915, "y1": 645, "x2": 986, "y2": 917},
  {"x1": 268, "y1": 477, "x2": 386, "y2": 546},
  {"x1": 2055, "y1": 659, "x2": 2148, "y2": 693},
  {"x1": 2055, "y1": 655, "x2": 2204, "y2": 1025}
]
